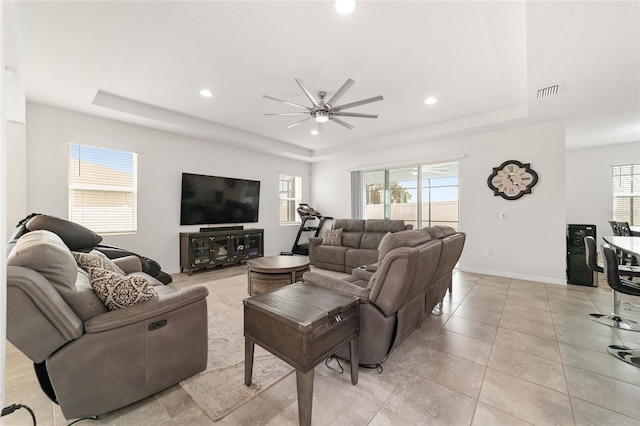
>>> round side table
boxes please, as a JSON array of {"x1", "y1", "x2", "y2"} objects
[{"x1": 247, "y1": 256, "x2": 311, "y2": 296}]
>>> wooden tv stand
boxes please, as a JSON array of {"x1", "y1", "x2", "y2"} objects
[{"x1": 179, "y1": 228, "x2": 264, "y2": 275}]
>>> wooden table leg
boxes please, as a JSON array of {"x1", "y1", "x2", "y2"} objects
[
  {"x1": 245, "y1": 338, "x2": 255, "y2": 386},
  {"x1": 349, "y1": 338, "x2": 358, "y2": 385},
  {"x1": 296, "y1": 369, "x2": 314, "y2": 426}
]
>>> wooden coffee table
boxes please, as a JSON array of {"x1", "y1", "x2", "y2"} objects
[
  {"x1": 247, "y1": 255, "x2": 310, "y2": 296},
  {"x1": 244, "y1": 283, "x2": 359, "y2": 426}
]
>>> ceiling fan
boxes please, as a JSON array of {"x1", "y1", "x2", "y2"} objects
[{"x1": 263, "y1": 78, "x2": 383, "y2": 131}]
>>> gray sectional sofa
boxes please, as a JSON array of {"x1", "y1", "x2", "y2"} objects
[
  {"x1": 304, "y1": 222, "x2": 465, "y2": 366},
  {"x1": 308, "y1": 219, "x2": 412, "y2": 273}
]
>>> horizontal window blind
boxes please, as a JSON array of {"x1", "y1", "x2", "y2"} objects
[
  {"x1": 69, "y1": 144, "x2": 138, "y2": 234},
  {"x1": 612, "y1": 164, "x2": 640, "y2": 226},
  {"x1": 279, "y1": 174, "x2": 301, "y2": 223}
]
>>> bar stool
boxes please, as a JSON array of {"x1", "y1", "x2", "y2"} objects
[
  {"x1": 589, "y1": 243, "x2": 640, "y2": 331},
  {"x1": 584, "y1": 236, "x2": 640, "y2": 277},
  {"x1": 609, "y1": 221, "x2": 623, "y2": 236},
  {"x1": 594, "y1": 244, "x2": 640, "y2": 367}
]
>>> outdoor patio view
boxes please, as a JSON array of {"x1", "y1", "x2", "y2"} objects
[{"x1": 364, "y1": 162, "x2": 459, "y2": 230}]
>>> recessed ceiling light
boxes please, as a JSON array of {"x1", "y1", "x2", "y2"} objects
[
  {"x1": 424, "y1": 97, "x2": 438, "y2": 105},
  {"x1": 335, "y1": 0, "x2": 356, "y2": 15},
  {"x1": 310, "y1": 129, "x2": 319, "y2": 136},
  {"x1": 200, "y1": 89, "x2": 213, "y2": 98}
]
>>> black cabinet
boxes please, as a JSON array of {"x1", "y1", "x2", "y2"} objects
[
  {"x1": 566, "y1": 224, "x2": 596, "y2": 286},
  {"x1": 180, "y1": 229, "x2": 264, "y2": 275}
]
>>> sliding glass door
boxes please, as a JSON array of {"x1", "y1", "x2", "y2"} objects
[{"x1": 363, "y1": 162, "x2": 459, "y2": 230}]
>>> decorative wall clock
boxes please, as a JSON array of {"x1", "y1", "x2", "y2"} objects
[{"x1": 487, "y1": 160, "x2": 539, "y2": 200}]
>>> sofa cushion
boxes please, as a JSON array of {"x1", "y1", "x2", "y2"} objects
[
  {"x1": 364, "y1": 219, "x2": 407, "y2": 233},
  {"x1": 73, "y1": 250, "x2": 125, "y2": 275},
  {"x1": 377, "y1": 230, "x2": 432, "y2": 262},
  {"x1": 7, "y1": 230, "x2": 110, "y2": 321},
  {"x1": 89, "y1": 268, "x2": 159, "y2": 311},
  {"x1": 436, "y1": 225, "x2": 457, "y2": 237},
  {"x1": 361, "y1": 219, "x2": 408, "y2": 249},
  {"x1": 313, "y1": 245, "x2": 349, "y2": 266},
  {"x1": 322, "y1": 228, "x2": 343, "y2": 246},
  {"x1": 333, "y1": 219, "x2": 365, "y2": 249},
  {"x1": 72, "y1": 267, "x2": 109, "y2": 320},
  {"x1": 345, "y1": 249, "x2": 378, "y2": 271},
  {"x1": 8, "y1": 230, "x2": 78, "y2": 292},
  {"x1": 424, "y1": 226, "x2": 446, "y2": 239},
  {"x1": 303, "y1": 271, "x2": 370, "y2": 300}
]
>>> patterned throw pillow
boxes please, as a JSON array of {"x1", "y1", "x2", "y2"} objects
[
  {"x1": 73, "y1": 250, "x2": 125, "y2": 275},
  {"x1": 89, "y1": 268, "x2": 158, "y2": 311},
  {"x1": 322, "y1": 228, "x2": 343, "y2": 246}
]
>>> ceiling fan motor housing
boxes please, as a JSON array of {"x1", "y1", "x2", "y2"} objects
[{"x1": 263, "y1": 78, "x2": 383, "y2": 130}]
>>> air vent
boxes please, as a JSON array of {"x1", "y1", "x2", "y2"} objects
[{"x1": 537, "y1": 84, "x2": 560, "y2": 99}]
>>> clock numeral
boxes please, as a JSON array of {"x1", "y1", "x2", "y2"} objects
[{"x1": 522, "y1": 177, "x2": 530, "y2": 181}]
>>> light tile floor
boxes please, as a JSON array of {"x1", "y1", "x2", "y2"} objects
[{"x1": 3, "y1": 268, "x2": 640, "y2": 425}]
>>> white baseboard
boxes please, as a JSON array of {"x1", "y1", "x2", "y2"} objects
[{"x1": 457, "y1": 266, "x2": 567, "y2": 286}]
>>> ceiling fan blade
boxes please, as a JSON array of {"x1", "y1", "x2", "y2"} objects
[
  {"x1": 330, "y1": 117, "x2": 354, "y2": 130},
  {"x1": 334, "y1": 95, "x2": 384, "y2": 112},
  {"x1": 262, "y1": 95, "x2": 310, "y2": 110},
  {"x1": 264, "y1": 112, "x2": 309, "y2": 116},
  {"x1": 287, "y1": 117, "x2": 313, "y2": 128},
  {"x1": 295, "y1": 79, "x2": 319, "y2": 107},
  {"x1": 333, "y1": 112, "x2": 379, "y2": 119},
  {"x1": 327, "y1": 78, "x2": 355, "y2": 105}
]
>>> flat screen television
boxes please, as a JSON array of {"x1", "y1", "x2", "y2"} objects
[{"x1": 180, "y1": 173, "x2": 260, "y2": 225}]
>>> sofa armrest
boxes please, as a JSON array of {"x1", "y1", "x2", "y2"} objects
[
  {"x1": 308, "y1": 237, "x2": 324, "y2": 263},
  {"x1": 112, "y1": 255, "x2": 143, "y2": 274},
  {"x1": 303, "y1": 271, "x2": 370, "y2": 301},
  {"x1": 84, "y1": 286, "x2": 209, "y2": 333},
  {"x1": 352, "y1": 266, "x2": 374, "y2": 281}
]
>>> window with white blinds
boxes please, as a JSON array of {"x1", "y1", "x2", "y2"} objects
[
  {"x1": 279, "y1": 173, "x2": 302, "y2": 224},
  {"x1": 68, "y1": 144, "x2": 138, "y2": 234},
  {"x1": 612, "y1": 164, "x2": 640, "y2": 226}
]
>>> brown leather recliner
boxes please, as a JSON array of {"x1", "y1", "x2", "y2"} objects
[
  {"x1": 303, "y1": 229, "x2": 443, "y2": 366},
  {"x1": 6, "y1": 230, "x2": 209, "y2": 420}
]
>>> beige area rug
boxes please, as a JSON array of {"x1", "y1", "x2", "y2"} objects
[{"x1": 179, "y1": 273, "x2": 294, "y2": 421}]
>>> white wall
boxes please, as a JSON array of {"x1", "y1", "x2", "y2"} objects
[
  {"x1": 24, "y1": 103, "x2": 311, "y2": 273},
  {"x1": 566, "y1": 141, "x2": 640, "y2": 239},
  {"x1": 311, "y1": 121, "x2": 567, "y2": 284},
  {"x1": 6, "y1": 120, "x2": 26, "y2": 233}
]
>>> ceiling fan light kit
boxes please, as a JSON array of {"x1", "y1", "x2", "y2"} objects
[{"x1": 263, "y1": 78, "x2": 383, "y2": 132}]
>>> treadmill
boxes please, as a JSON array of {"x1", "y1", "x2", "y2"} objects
[{"x1": 281, "y1": 204, "x2": 332, "y2": 256}]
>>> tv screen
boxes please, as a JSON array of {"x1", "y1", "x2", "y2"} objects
[{"x1": 180, "y1": 173, "x2": 260, "y2": 225}]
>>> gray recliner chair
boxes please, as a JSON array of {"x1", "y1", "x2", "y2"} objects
[{"x1": 6, "y1": 230, "x2": 209, "y2": 420}]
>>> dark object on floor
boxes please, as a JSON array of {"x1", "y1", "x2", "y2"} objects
[
  {"x1": 1, "y1": 403, "x2": 37, "y2": 426},
  {"x1": 8, "y1": 213, "x2": 171, "y2": 284},
  {"x1": 566, "y1": 224, "x2": 597, "y2": 286}
]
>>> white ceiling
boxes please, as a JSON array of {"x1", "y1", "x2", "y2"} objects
[{"x1": 5, "y1": 1, "x2": 640, "y2": 162}]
